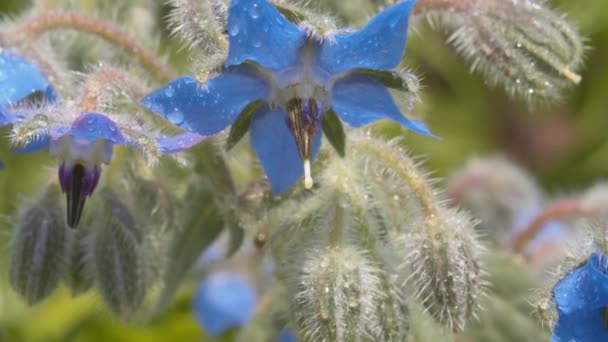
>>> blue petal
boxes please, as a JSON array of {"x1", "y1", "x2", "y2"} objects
[
  {"x1": 331, "y1": 75, "x2": 435, "y2": 137},
  {"x1": 552, "y1": 253, "x2": 608, "y2": 341},
  {"x1": 226, "y1": 0, "x2": 306, "y2": 71},
  {"x1": 249, "y1": 106, "x2": 322, "y2": 194},
  {"x1": 156, "y1": 132, "x2": 205, "y2": 154},
  {"x1": 50, "y1": 113, "x2": 126, "y2": 145},
  {"x1": 140, "y1": 68, "x2": 270, "y2": 135},
  {"x1": 198, "y1": 243, "x2": 225, "y2": 268},
  {"x1": 278, "y1": 329, "x2": 298, "y2": 342},
  {"x1": 0, "y1": 50, "x2": 56, "y2": 106},
  {"x1": 0, "y1": 106, "x2": 13, "y2": 126},
  {"x1": 315, "y1": 0, "x2": 417, "y2": 76},
  {"x1": 193, "y1": 272, "x2": 257, "y2": 337}
]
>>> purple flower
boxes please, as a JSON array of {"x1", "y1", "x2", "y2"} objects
[
  {"x1": 141, "y1": 0, "x2": 434, "y2": 194},
  {"x1": 46, "y1": 112, "x2": 204, "y2": 227}
]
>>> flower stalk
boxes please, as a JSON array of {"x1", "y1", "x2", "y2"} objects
[{"x1": 19, "y1": 12, "x2": 176, "y2": 83}]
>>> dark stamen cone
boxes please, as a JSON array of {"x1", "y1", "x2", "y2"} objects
[
  {"x1": 58, "y1": 163, "x2": 101, "y2": 228},
  {"x1": 287, "y1": 98, "x2": 320, "y2": 189}
]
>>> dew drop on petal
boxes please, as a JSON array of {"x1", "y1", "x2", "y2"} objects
[
  {"x1": 229, "y1": 21, "x2": 240, "y2": 37},
  {"x1": 167, "y1": 109, "x2": 185, "y2": 126},
  {"x1": 388, "y1": 13, "x2": 401, "y2": 28},
  {"x1": 164, "y1": 85, "x2": 175, "y2": 98},
  {"x1": 249, "y1": 3, "x2": 260, "y2": 19},
  {"x1": 253, "y1": 40, "x2": 262, "y2": 48}
]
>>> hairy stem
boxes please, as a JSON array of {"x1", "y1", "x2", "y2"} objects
[
  {"x1": 509, "y1": 199, "x2": 589, "y2": 253},
  {"x1": 78, "y1": 67, "x2": 150, "y2": 112},
  {"x1": 20, "y1": 12, "x2": 176, "y2": 83},
  {"x1": 412, "y1": 0, "x2": 474, "y2": 15}
]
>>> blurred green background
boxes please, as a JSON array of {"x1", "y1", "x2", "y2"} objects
[{"x1": 1, "y1": 0, "x2": 608, "y2": 341}]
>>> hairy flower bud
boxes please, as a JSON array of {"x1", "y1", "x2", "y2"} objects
[
  {"x1": 421, "y1": 0, "x2": 585, "y2": 101},
  {"x1": 397, "y1": 208, "x2": 482, "y2": 331},
  {"x1": 349, "y1": 133, "x2": 484, "y2": 331},
  {"x1": 9, "y1": 184, "x2": 68, "y2": 305},
  {"x1": 63, "y1": 229, "x2": 94, "y2": 296},
  {"x1": 278, "y1": 236, "x2": 409, "y2": 342},
  {"x1": 90, "y1": 190, "x2": 147, "y2": 319}
]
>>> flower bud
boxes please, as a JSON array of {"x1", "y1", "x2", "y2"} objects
[
  {"x1": 425, "y1": 0, "x2": 584, "y2": 101},
  {"x1": 284, "y1": 243, "x2": 408, "y2": 342},
  {"x1": 396, "y1": 208, "x2": 483, "y2": 332},
  {"x1": 63, "y1": 229, "x2": 94, "y2": 296},
  {"x1": 90, "y1": 190, "x2": 147, "y2": 319},
  {"x1": 9, "y1": 184, "x2": 68, "y2": 305}
]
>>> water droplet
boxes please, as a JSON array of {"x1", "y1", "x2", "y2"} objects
[
  {"x1": 87, "y1": 117, "x2": 96, "y2": 125},
  {"x1": 229, "y1": 21, "x2": 240, "y2": 37},
  {"x1": 167, "y1": 109, "x2": 185, "y2": 126},
  {"x1": 249, "y1": 3, "x2": 260, "y2": 19},
  {"x1": 528, "y1": 88, "x2": 535, "y2": 94},
  {"x1": 108, "y1": 125, "x2": 116, "y2": 133},
  {"x1": 164, "y1": 85, "x2": 175, "y2": 98},
  {"x1": 253, "y1": 40, "x2": 262, "y2": 48},
  {"x1": 388, "y1": 13, "x2": 401, "y2": 28},
  {"x1": 263, "y1": 23, "x2": 270, "y2": 32}
]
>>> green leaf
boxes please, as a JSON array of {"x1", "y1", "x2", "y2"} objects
[
  {"x1": 151, "y1": 182, "x2": 225, "y2": 316},
  {"x1": 226, "y1": 100, "x2": 263, "y2": 151},
  {"x1": 322, "y1": 109, "x2": 346, "y2": 157},
  {"x1": 353, "y1": 69, "x2": 419, "y2": 93},
  {"x1": 92, "y1": 190, "x2": 147, "y2": 319}
]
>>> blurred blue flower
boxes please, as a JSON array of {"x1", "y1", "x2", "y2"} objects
[
  {"x1": 0, "y1": 49, "x2": 58, "y2": 163},
  {"x1": 552, "y1": 253, "x2": 608, "y2": 341},
  {"x1": 512, "y1": 207, "x2": 569, "y2": 254},
  {"x1": 278, "y1": 329, "x2": 297, "y2": 342},
  {"x1": 193, "y1": 272, "x2": 258, "y2": 337},
  {"x1": 46, "y1": 112, "x2": 204, "y2": 227},
  {"x1": 141, "y1": 0, "x2": 433, "y2": 194}
]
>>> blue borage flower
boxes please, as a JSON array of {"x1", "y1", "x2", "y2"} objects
[
  {"x1": 277, "y1": 329, "x2": 297, "y2": 342},
  {"x1": 0, "y1": 48, "x2": 58, "y2": 160},
  {"x1": 193, "y1": 272, "x2": 258, "y2": 337},
  {"x1": 552, "y1": 252, "x2": 608, "y2": 341},
  {"x1": 141, "y1": 0, "x2": 434, "y2": 194},
  {"x1": 15, "y1": 110, "x2": 204, "y2": 227}
]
